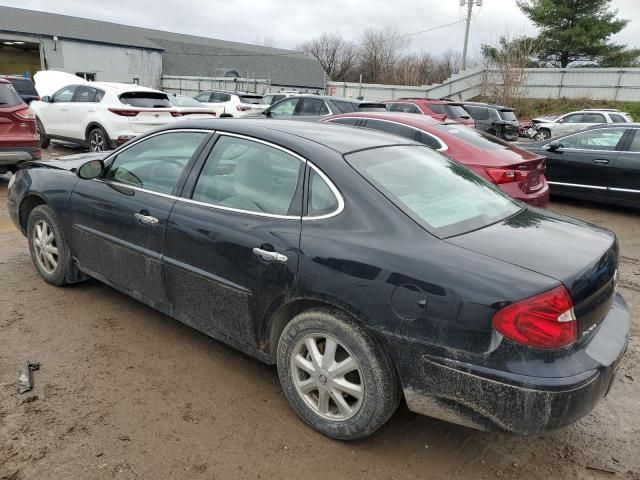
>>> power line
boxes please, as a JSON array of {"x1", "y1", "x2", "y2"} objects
[{"x1": 370, "y1": 0, "x2": 461, "y2": 19}]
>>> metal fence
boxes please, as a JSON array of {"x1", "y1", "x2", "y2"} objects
[
  {"x1": 326, "y1": 67, "x2": 640, "y2": 102},
  {"x1": 161, "y1": 75, "x2": 272, "y2": 96}
]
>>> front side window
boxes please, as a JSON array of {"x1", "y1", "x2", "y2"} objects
[
  {"x1": 210, "y1": 92, "x2": 231, "y2": 102},
  {"x1": 559, "y1": 128, "x2": 626, "y2": 151},
  {"x1": 195, "y1": 92, "x2": 212, "y2": 102},
  {"x1": 192, "y1": 136, "x2": 303, "y2": 216},
  {"x1": 299, "y1": 98, "x2": 330, "y2": 116},
  {"x1": 465, "y1": 106, "x2": 489, "y2": 120},
  {"x1": 269, "y1": 98, "x2": 300, "y2": 117},
  {"x1": 346, "y1": 146, "x2": 521, "y2": 238},
  {"x1": 52, "y1": 86, "x2": 77, "y2": 103},
  {"x1": 106, "y1": 132, "x2": 208, "y2": 194},
  {"x1": 562, "y1": 113, "x2": 584, "y2": 124}
]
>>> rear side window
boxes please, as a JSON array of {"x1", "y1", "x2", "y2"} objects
[
  {"x1": 308, "y1": 169, "x2": 339, "y2": 216},
  {"x1": 299, "y1": 98, "x2": 330, "y2": 116},
  {"x1": 119, "y1": 92, "x2": 171, "y2": 108},
  {"x1": 363, "y1": 119, "x2": 418, "y2": 141},
  {"x1": 499, "y1": 110, "x2": 517, "y2": 121},
  {"x1": 0, "y1": 83, "x2": 23, "y2": 107},
  {"x1": 563, "y1": 113, "x2": 584, "y2": 123},
  {"x1": 239, "y1": 95, "x2": 262, "y2": 105},
  {"x1": 346, "y1": 146, "x2": 521, "y2": 238},
  {"x1": 7, "y1": 78, "x2": 37, "y2": 95},
  {"x1": 418, "y1": 131, "x2": 443, "y2": 150},
  {"x1": 627, "y1": 130, "x2": 640, "y2": 152},
  {"x1": 388, "y1": 103, "x2": 421, "y2": 114},
  {"x1": 211, "y1": 92, "x2": 231, "y2": 102},
  {"x1": 195, "y1": 92, "x2": 212, "y2": 102},
  {"x1": 332, "y1": 100, "x2": 357, "y2": 113},
  {"x1": 192, "y1": 136, "x2": 303, "y2": 216},
  {"x1": 428, "y1": 104, "x2": 445, "y2": 114},
  {"x1": 75, "y1": 86, "x2": 102, "y2": 103},
  {"x1": 583, "y1": 113, "x2": 606, "y2": 123},
  {"x1": 106, "y1": 132, "x2": 207, "y2": 194},
  {"x1": 610, "y1": 113, "x2": 627, "y2": 123},
  {"x1": 465, "y1": 106, "x2": 489, "y2": 120},
  {"x1": 327, "y1": 118, "x2": 359, "y2": 126}
]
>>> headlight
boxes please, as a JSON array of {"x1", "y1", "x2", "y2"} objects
[{"x1": 8, "y1": 173, "x2": 16, "y2": 190}]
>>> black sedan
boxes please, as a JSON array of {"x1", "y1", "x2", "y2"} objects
[
  {"x1": 7, "y1": 120, "x2": 629, "y2": 440},
  {"x1": 256, "y1": 95, "x2": 386, "y2": 120},
  {"x1": 522, "y1": 124, "x2": 640, "y2": 208}
]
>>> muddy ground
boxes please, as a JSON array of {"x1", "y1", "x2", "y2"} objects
[{"x1": 0, "y1": 144, "x2": 638, "y2": 480}]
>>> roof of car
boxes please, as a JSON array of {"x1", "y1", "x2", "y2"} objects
[
  {"x1": 384, "y1": 98, "x2": 452, "y2": 104},
  {"x1": 462, "y1": 101, "x2": 514, "y2": 111},
  {"x1": 153, "y1": 118, "x2": 417, "y2": 154},
  {"x1": 89, "y1": 82, "x2": 166, "y2": 94},
  {"x1": 324, "y1": 111, "x2": 448, "y2": 127}
]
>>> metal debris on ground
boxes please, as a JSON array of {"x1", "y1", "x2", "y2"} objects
[{"x1": 18, "y1": 361, "x2": 40, "y2": 394}]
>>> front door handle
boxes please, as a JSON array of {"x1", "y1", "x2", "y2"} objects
[
  {"x1": 252, "y1": 247, "x2": 287, "y2": 264},
  {"x1": 134, "y1": 212, "x2": 159, "y2": 225},
  {"x1": 593, "y1": 159, "x2": 610, "y2": 164}
]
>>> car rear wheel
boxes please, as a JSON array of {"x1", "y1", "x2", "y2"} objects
[
  {"x1": 36, "y1": 118, "x2": 50, "y2": 148},
  {"x1": 277, "y1": 308, "x2": 401, "y2": 440},
  {"x1": 535, "y1": 129, "x2": 551, "y2": 141},
  {"x1": 88, "y1": 126, "x2": 109, "y2": 152},
  {"x1": 27, "y1": 205, "x2": 79, "y2": 286}
]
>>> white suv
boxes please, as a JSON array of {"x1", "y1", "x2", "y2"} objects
[
  {"x1": 31, "y1": 81, "x2": 179, "y2": 151},
  {"x1": 527, "y1": 109, "x2": 633, "y2": 141},
  {"x1": 194, "y1": 90, "x2": 267, "y2": 117}
]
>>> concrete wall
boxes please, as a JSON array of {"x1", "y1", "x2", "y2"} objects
[{"x1": 40, "y1": 38, "x2": 163, "y2": 88}]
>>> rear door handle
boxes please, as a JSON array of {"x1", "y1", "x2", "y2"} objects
[
  {"x1": 134, "y1": 212, "x2": 159, "y2": 225},
  {"x1": 593, "y1": 159, "x2": 610, "y2": 164},
  {"x1": 252, "y1": 247, "x2": 287, "y2": 264}
]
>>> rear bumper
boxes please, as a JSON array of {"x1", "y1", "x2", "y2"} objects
[
  {"x1": 388, "y1": 293, "x2": 630, "y2": 435},
  {"x1": 499, "y1": 180, "x2": 550, "y2": 207},
  {"x1": 0, "y1": 146, "x2": 41, "y2": 167}
]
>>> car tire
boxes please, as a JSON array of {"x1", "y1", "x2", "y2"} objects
[
  {"x1": 535, "y1": 129, "x2": 551, "y2": 141},
  {"x1": 27, "y1": 205, "x2": 81, "y2": 286},
  {"x1": 87, "y1": 126, "x2": 110, "y2": 152},
  {"x1": 277, "y1": 308, "x2": 401, "y2": 440},
  {"x1": 36, "y1": 118, "x2": 50, "y2": 148}
]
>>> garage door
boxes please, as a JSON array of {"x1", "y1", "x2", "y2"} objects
[{"x1": 0, "y1": 41, "x2": 41, "y2": 77}]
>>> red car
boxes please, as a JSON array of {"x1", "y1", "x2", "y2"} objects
[
  {"x1": 0, "y1": 78, "x2": 40, "y2": 174},
  {"x1": 322, "y1": 112, "x2": 549, "y2": 207},
  {"x1": 383, "y1": 98, "x2": 475, "y2": 127}
]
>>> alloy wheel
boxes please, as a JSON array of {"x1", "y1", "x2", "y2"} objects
[
  {"x1": 290, "y1": 333, "x2": 364, "y2": 421},
  {"x1": 535, "y1": 131, "x2": 550, "y2": 141},
  {"x1": 90, "y1": 131, "x2": 105, "y2": 151},
  {"x1": 32, "y1": 220, "x2": 58, "y2": 274}
]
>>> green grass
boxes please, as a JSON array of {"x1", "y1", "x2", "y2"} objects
[{"x1": 474, "y1": 96, "x2": 640, "y2": 121}]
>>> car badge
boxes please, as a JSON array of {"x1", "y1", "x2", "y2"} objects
[{"x1": 154, "y1": 113, "x2": 159, "y2": 118}]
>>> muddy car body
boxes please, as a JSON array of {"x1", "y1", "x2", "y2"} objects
[{"x1": 7, "y1": 119, "x2": 630, "y2": 439}]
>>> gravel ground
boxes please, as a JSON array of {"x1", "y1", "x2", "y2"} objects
[{"x1": 0, "y1": 143, "x2": 638, "y2": 480}]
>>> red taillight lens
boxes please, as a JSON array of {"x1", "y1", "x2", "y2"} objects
[
  {"x1": 32, "y1": 149, "x2": 42, "y2": 159},
  {"x1": 236, "y1": 105, "x2": 252, "y2": 111},
  {"x1": 486, "y1": 167, "x2": 530, "y2": 184},
  {"x1": 14, "y1": 108, "x2": 36, "y2": 121},
  {"x1": 492, "y1": 285, "x2": 577, "y2": 349},
  {"x1": 108, "y1": 108, "x2": 139, "y2": 117}
]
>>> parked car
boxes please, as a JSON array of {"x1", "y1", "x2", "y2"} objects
[
  {"x1": 7, "y1": 119, "x2": 629, "y2": 440},
  {"x1": 522, "y1": 123, "x2": 640, "y2": 208},
  {"x1": 167, "y1": 94, "x2": 217, "y2": 118},
  {"x1": 193, "y1": 90, "x2": 267, "y2": 117},
  {"x1": 0, "y1": 78, "x2": 40, "y2": 173},
  {"x1": 382, "y1": 98, "x2": 475, "y2": 126},
  {"x1": 1, "y1": 76, "x2": 40, "y2": 104},
  {"x1": 322, "y1": 112, "x2": 549, "y2": 206},
  {"x1": 260, "y1": 92, "x2": 298, "y2": 105},
  {"x1": 31, "y1": 82, "x2": 179, "y2": 151},
  {"x1": 261, "y1": 95, "x2": 386, "y2": 120},
  {"x1": 527, "y1": 109, "x2": 633, "y2": 141},
  {"x1": 462, "y1": 102, "x2": 519, "y2": 141}
]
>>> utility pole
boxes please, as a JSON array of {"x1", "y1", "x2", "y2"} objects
[{"x1": 461, "y1": 0, "x2": 482, "y2": 71}]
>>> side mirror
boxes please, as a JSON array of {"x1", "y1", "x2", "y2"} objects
[
  {"x1": 546, "y1": 140, "x2": 562, "y2": 151},
  {"x1": 42, "y1": 96, "x2": 51, "y2": 103},
  {"x1": 262, "y1": 109, "x2": 270, "y2": 117},
  {"x1": 557, "y1": 118, "x2": 564, "y2": 124},
  {"x1": 77, "y1": 159, "x2": 104, "y2": 179}
]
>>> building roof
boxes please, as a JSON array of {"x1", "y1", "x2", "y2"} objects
[{"x1": 0, "y1": 6, "x2": 326, "y2": 88}]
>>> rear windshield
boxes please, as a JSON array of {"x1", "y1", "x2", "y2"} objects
[
  {"x1": 358, "y1": 103, "x2": 387, "y2": 112},
  {"x1": 171, "y1": 96, "x2": 202, "y2": 107},
  {"x1": 119, "y1": 92, "x2": 171, "y2": 108},
  {"x1": 499, "y1": 110, "x2": 517, "y2": 121},
  {"x1": 0, "y1": 83, "x2": 23, "y2": 107},
  {"x1": 239, "y1": 95, "x2": 263, "y2": 105},
  {"x1": 434, "y1": 124, "x2": 513, "y2": 150},
  {"x1": 346, "y1": 145, "x2": 520, "y2": 238},
  {"x1": 8, "y1": 78, "x2": 38, "y2": 95}
]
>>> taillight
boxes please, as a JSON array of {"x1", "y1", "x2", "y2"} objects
[
  {"x1": 236, "y1": 105, "x2": 252, "y2": 111},
  {"x1": 14, "y1": 108, "x2": 36, "y2": 121},
  {"x1": 486, "y1": 167, "x2": 530, "y2": 184},
  {"x1": 492, "y1": 285, "x2": 577, "y2": 349},
  {"x1": 108, "y1": 108, "x2": 139, "y2": 117}
]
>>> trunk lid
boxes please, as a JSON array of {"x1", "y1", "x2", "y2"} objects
[
  {"x1": 126, "y1": 109, "x2": 176, "y2": 133},
  {"x1": 447, "y1": 208, "x2": 618, "y2": 338}
]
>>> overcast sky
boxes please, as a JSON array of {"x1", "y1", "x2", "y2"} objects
[{"x1": 2, "y1": 0, "x2": 639, "y2": 60}]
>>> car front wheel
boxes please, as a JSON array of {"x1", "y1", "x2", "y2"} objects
[
  {"x1": 277, "y1": 308, "x2": 401, "y2": 440},
  {"x1": 535, "y1": 129, "x2": 551, "y2": 141}
]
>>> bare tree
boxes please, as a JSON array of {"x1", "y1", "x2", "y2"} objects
[
  {"x1": 357, "y1": 26, "x2": 408, "y2": 84},
  {"x1": 298, "y1": 32, "x2": 358, "y2": 81},
  {"x1": 253, "y1": 34, "x2": 276, "y2": 48}
]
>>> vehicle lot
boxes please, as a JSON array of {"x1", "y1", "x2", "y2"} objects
[{"x1": 0, "y1": 145, "x2": 638, "y2": 480}]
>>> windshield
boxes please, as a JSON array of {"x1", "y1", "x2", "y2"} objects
[
  {"x1": 120, "y1": 92, "x2": 171, "y2": 108},
  {"x1": 434, "y1": 124, "x2": 514, "y2": 150},
  {"x1": 346, "y1": 146, "x2": 521, "y2": 238},
  {"x1": 0, "y1": 83, "x2": 23, "y2": 107},
  {"x1": 499, "y1": 110, "x2": 517, "y2": 121},
  {"x1": 445, "y1": 105, "x2": 470, "y2": 118},
  {"x1": 239, "y1": 95, "x2": 263, "y2": 105},
  {"x1": 171, "y1": 96, "x2": 202, "y2": 107}
]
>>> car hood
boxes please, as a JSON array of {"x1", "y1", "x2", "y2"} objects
[
  {"x1": 531, "y1": 116, "x2": 557, "y2": 124},
  {"x1": 33, "y1": 70, "x2": 87, "y2": 97},
  {"x1": 29, "y1": 151, "x2": 108, "y2": 171}
]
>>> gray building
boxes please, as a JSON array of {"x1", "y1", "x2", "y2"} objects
[{"x1": 0, "y1": 6, "x2": 325, "y2": 91}]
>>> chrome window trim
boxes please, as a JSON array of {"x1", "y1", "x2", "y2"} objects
[
  {"x1": 305, "y1": 162, "x2": 346, "y2": 221},
  {"x1": 548, "y1": 181, "x2": 640, "y2": 194},
  {"x1": 324, "y1": 116, "x2": 448, "y2": 152}
]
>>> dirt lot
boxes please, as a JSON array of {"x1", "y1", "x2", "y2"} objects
[{"x1": 1, "y1": 144, "x2": 638, "y2": 480}]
